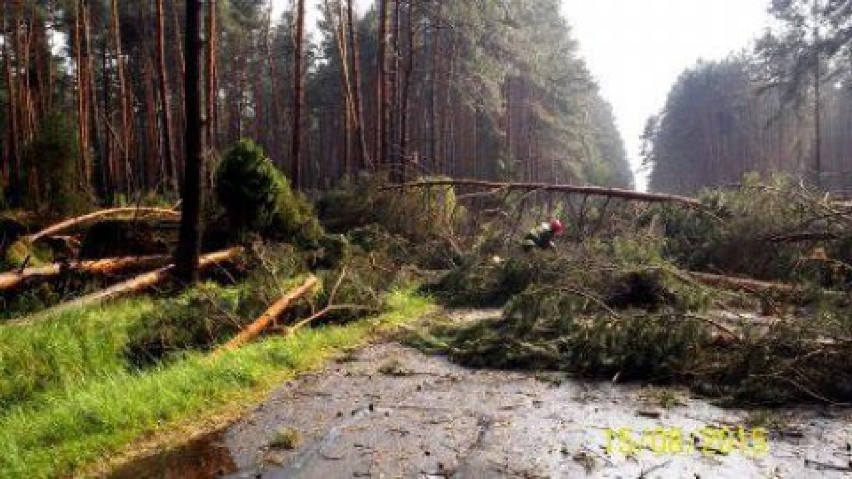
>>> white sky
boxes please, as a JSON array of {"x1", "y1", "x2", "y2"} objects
[
  {"x1": 561, "y1": 0, "x2": 772, "y2": 190},
  {"x1": 274, "y1": 0, "x2": 773, "y2": 190}
]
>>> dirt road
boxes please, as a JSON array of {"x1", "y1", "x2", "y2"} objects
[{"x1": 111, "y1": 312, "x2": 852, "y2": 479}]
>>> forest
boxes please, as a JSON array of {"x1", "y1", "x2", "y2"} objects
[
  {"x1": 646, "y1": 0, "x2": 852, "y2": 195},
  {"x1": 0, "y1": 0, "x2": 632, "y2": 213},
  {"x1": 1, "y1": 1, "x2": 852, "y2": 478}
]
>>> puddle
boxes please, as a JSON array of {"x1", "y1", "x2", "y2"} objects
[{"x1": 107, "y1": 431, "x2": 237, "y2": 479}]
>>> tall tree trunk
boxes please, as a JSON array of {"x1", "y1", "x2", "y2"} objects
[
  {"x1": 388, "y1": 0, "x2": 401, "y2": 180},
  {"x1": 74, "y1": 0, "x2": 90, "y2": 189},
  {"x1": 82, "y1": 1, "x2": 104, "y2": 200},
  {"x1": 346, "y1": 0, "x2": 369, "y2": 170},
  {"x1": 327, "y1": 0, "x2": 354, "y2": 177},
  {"x1": 814, "y1": 55, "x2": 822, "y2": 188},
  {"x1": 110, "y1": 0, "x2": 132, "y2": 197},
  {"x1": 206, "y1": 0, "x2": 218, "y2": 153},
  {"x1": 291, "y1": 0, "x2": 306, "y2": 188},
  {"x1": 430, "y1": 2, "x2": 441, "y2": 171},
  {"x1": 101, "y1": 37, "x2": 116, "y2": 203},
  {"x1": 376, "y1": 0, "x2": 389, "y2": 168},
  {"x1": 172, "y1": 0, "x2": 186, "y2": 184},
  {"x1": 175, "y1": 0, "x2": 205, "y2": 283},
  {"x1": 156, "y1": 0, "x2": 178, "y2": 194},
  {"x1": 265, "y1": 3, "x2": 288, "y2": 168},
  {"x1": 399, "y1": 0, "x2": 415, "y2": 182},
  {"x1": 144, "y1": 60, "x2": 159, "y2": 189},
  {"x1": 2, "y1": 3, "x2": 21, "y2": 207},
  {"x1": 44, "y1": 0, "x2": 56, "y2": 114},
  {"x1": 812, "y1": 0, "x2": 822, "y2": 189}
]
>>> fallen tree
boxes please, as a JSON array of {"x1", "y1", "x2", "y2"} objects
[
  {"x1": 28, "y1": 207, "x2": 180, "y2": 243},
  {"x1": 15, "y1": 247, "x2": 243, "y2": 324},
  {"x1": 384, "y1": 178, "x2": 702, "y2": 207},
  {"x1": 217, "y1": 275, "x2": 320, "y2": 352},
  {"x1": 686, "y1": 271, "x2": 798, "y2": 296},
  {"x1": 0, "y1": 255, "x2": 171, "y2": 292}
]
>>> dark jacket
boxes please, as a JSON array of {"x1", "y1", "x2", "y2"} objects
[{"x1": 522, "y1": 222, "x2": 556, "y2": 251}]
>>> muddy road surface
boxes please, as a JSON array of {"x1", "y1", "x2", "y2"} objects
[{"x1": 111, "y1": 311, "x2": 852, "y2": 479}]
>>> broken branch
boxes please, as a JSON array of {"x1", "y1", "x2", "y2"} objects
[
  {"x1": 218, "y1": 275, "x2": 320, "y2": 351},
  {"x1": 28, "y1": 207, "x2": 180, "y2": 243}
]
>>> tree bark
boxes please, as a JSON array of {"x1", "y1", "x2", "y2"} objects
[
  {"x1": 398, "y1": 1, "x2": 415, "y2": 182},
  {"x1": 385, "y1": 179, "x2": 703, "y2": 207},
  {"x1": 376, "y1": 0, "x2": 390, "y2": 167},
  {"x1": 3, "y1": 3, "x2": 22, "y2": 207},
  {"x1": 81, "y1": 0, "x2": 103, "y2": 199},
  {"x1": 291, "y1": 0, "x2": 307, "y2": 188},
  {"x1": 430, "y1": 2, "x2": 442, "y2": 171},
  {"x1": 174, "y1": 0, "x2": 205, "y2": 283},
  {"x1": 217, "y1": 275, "x2": 319, "y2": 352},
  {"x1": 74, "y1": 0, "x2": 90, "y2": 190},
  {"x1": 29, "y1": 206, "x2": 180, "y2": 242},
  {"x1": 156, "y1": 0, "x2": 179, "y2": 194},
  {"x1": 18, "y1": 248, "x2": 242, "y2": 324},
  {"x1": 206, "y1": 0, "x2": 218, "y2": 153},
  {"x1": 110, "y1": 0, "x2": 132, "y2": 196},
  {"x1": 0, "y1": 255, "x2": 172, "y2": 292},
  {"x1": 346, "y1": 0, "x2": 369, "y2": 170},
  {"x1": 327, "y1": 0, "x2": 355, "y2": 176}
]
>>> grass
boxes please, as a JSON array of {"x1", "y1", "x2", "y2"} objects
[
  {"x1": 0, "y1": 299, "x2": 155, "y2": 408},
  {"x1": 270, "y1": 427, "x2": 301, "y2": 450},
  {"x1": 0, "y1": 289, "x2": 433, "y2": 478}
]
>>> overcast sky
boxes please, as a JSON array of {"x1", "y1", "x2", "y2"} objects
[
  {"x1": 561, "y1": 0, "x2": 772, "y2": 189},
  {"x1": 273, "y1": 0, "x2": 773, "y2": 190}
]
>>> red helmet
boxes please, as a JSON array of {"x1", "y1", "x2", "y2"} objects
[{"x1": 550, "y1": 219, "x2": 564, "y2": 234}]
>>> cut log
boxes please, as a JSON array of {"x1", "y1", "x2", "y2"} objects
[
  {"x1": 15, "y1": 247, "x2": 243, "y2": 324},
  {"x1": 384, "y1": 179, "x2": 702, "y2": 207},
  {"x1": 217, "y1": 275, "x2": 319, "y2": 352},
  {"x1": 0, "y1": 255, "x2": 171, "y2": 292},
  {"x1": 28, "y1": 207, "x2": 180, "y2": 243}
]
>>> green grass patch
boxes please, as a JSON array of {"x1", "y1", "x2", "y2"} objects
[
  {"x1": 0, "y1": 299, "x2": 154, "y2": 408},
  {"x1": 0, "y1": 289, "x2": 432, "y2": 478}
]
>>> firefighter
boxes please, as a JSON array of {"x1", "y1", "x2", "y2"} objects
[{"x1": 521, "y1": 219, "x2": 565, "y2": 251}]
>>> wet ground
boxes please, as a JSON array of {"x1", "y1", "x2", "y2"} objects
[{"x1": 111, "y1": 311, "x2": 852, "y2": 479}]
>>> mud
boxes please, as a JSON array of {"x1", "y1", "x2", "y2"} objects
[
  {"x1": 108, "y1": 432, "x2": 236, "y2": 479},
  {"x1": 115, "y1": 311, "x2": 852, "y2": 479}
]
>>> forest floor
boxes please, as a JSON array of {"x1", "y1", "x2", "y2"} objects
[{"x1": 108, "y1": 309, "x2": 852, "y2": 479}]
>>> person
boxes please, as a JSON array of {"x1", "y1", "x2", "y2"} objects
[{"x1": 521, "y1": 219, "x2": 565, "y2": 251}]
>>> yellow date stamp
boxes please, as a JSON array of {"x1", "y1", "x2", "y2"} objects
[{"x1": 604, "y1": 426, "x2": 770, "y2": 457}]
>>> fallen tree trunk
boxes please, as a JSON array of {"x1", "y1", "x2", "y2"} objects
[
  {"x1": 217, "y1": 275, "x2": 319, "y2": 352},
  {"x1": 28, "y1": 207, "x2": 180, "y2": 243},
  {"x1": 16, "y1": 247, "x2": 243, "y2": 324},
  {"x1": 687, "y1": 271, "x2": 799, "y2": 295},
  {"x1": 0, "y1": 255, "x2": 171, "y2": 292},
  {"x1": 384, "y1": 179, "x2": 702, "y2": 207}
]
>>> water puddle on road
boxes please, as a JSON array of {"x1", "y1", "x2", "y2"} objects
[{"x1": 107, "y1": 430, "x2": 237, "y2": 479}]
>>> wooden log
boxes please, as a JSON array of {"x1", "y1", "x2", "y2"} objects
[
  {"x1": 0, "y1": 255, "x2": 171, "y2": 291},
  {"x1": 28, "y1": 207, "x2": 180, "y2": 243},
  {"x1": 15, "y1": 247, "x2": 243, "y2": 324},
  {"x1": 218, "y1": 275, "x2": 319, "y2": 352},
  {"x1": 384, "y1": 178, "x2": 702, "y2": 207},
  {"x1": 687, "y1": 271, "x2": 799, "y2": 295}
]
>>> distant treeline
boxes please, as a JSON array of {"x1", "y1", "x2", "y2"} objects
[{"x1": 646, "y1": 0, "x2": 852, "y2": 196}]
